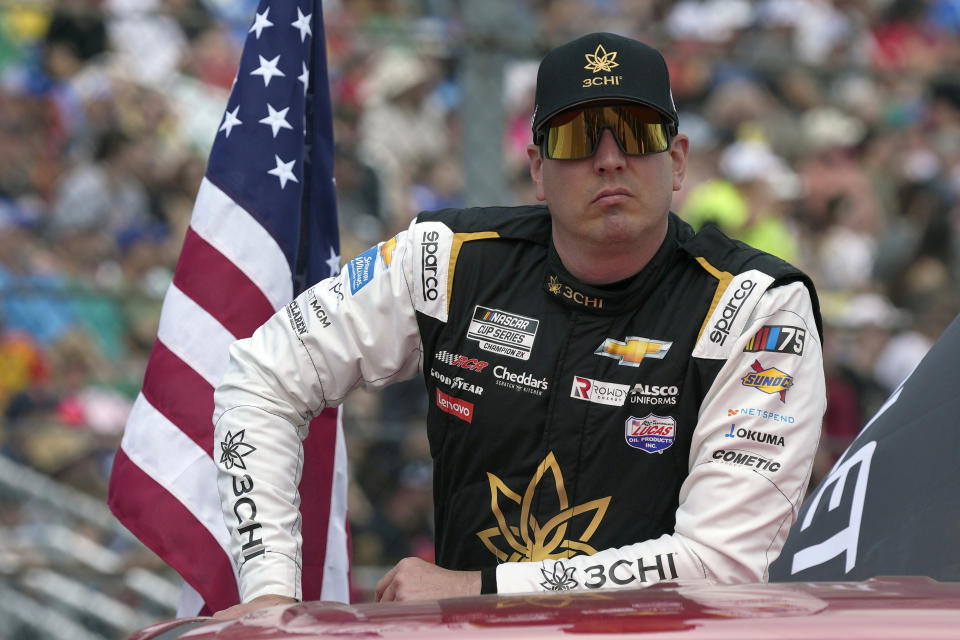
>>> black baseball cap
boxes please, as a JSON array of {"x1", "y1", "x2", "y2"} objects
[{"x1": 532, "y1": 32, "x2": 678, "y2": 141}]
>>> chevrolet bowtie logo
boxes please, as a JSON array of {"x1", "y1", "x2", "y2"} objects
[
  {"x1": 595, "y1": 337, "x2": 672, "y2": 367},
  {"x1": 584, "y1": 44, "x2": 618, "y2": 73},
  {"x1": 477, "y1": 452, "x2": 610, "y2": 562}
]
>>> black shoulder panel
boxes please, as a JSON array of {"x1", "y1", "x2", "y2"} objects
[
  {"x1": 680, "y1": 221, "x2": 823, "y2": 340},
  {"x1": 415, "y1": 205, "x2": 552, "y2": 246}
]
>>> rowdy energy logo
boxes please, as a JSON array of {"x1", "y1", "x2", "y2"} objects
[
  {"x1": 595, "y1": 336, "x2": 672, "y2": 367},
  {"x1": 744, "y1": 325, "x2": 806, "y2": 355},
  {"x1": 625, "y1": 415, "x2": 676, "y2": 453},
  {"x1": 571, "y1": 376, "x2": 629, "y2": 406},
  {"x1": 742, "y1": 360, "x2": 794, "y2": 402},
  {"x1": 467, "y1": 306, "x2": 539, "y2": 360}
]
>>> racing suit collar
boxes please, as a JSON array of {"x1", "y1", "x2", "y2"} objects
[{"x1": 543, "y1": 214, "x2": 681, "y2": 315}]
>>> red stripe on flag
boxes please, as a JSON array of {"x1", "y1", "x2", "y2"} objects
[
  {"x1": 300, "y1": 408, "x2": 340, "y2": 601},
  {"x1": 140, "y1": 340, "x2": 216, "y2": 457},
  {"x1": 173, "y1": 228, "x2": 276, "y2": 339},
  {"x1": 108, "y1": 449, "x2": 239, "y2": 611}
]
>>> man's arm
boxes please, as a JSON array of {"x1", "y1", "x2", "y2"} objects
[
  {"x1": 213, "y1": 222, "x2": 425, "y2": 605},
  {"x1": 379, "y1": 281, "x2": 824, "y2": 599}
]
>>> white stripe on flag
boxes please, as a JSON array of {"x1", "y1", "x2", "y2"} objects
[
  {"x1": 321, "y1": 408, "x2": 350, "y2": 601},
  {"x1": 120, "y1": 394, "x2": 233, "y2": 559},
  {"x1": 157, "y1": 284, "x2": 237, "y2": 388},
  {"x1": 190, "y1": 178, "x2": 294, "y2": 311}
]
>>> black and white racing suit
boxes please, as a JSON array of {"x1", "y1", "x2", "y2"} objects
[{"x1": 214, "y1": 207, "x2": 825, "y2": 600}]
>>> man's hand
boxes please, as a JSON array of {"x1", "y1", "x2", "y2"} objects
[
  {"x1": 375, "y1": 557, "x2": 480, "y2": 602},
  {"x1": 212, "y1": 594, "x2": 298, "y2": 620}
]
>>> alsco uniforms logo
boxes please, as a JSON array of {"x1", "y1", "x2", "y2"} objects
[{"x1": 741, "y1": 359, "x2": 794, "y2": 402}]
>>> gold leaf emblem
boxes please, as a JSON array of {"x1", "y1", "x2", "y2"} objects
[
  {"x1": 584, "y1": 44, "x2": 619, "y2": 73},
  {"x1": 477, "y1": 452, "x2": 611, "y2": 562},
  {"x1": 547, "y1": 275, "x2": 562, "y2": 295}
]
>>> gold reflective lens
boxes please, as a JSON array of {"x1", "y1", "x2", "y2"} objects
[{"x1": 543, "y1": 105, "x2": 670, "y2": 160}]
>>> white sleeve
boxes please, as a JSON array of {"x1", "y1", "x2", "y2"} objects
[
  {"x1": 495, "y1": 281, "x2": 825, "y2": 593},
  {"x1": 213, "y1": 220, "x2": 426, "y2": 602}
]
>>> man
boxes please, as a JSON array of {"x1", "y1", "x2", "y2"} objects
[{"x1": 213, "y1": 32, "x2": 825, "y2": 617}]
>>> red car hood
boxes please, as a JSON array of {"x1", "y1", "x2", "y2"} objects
[{"x1": 128, "y1": 577, "x2": 960, "y2": 639}]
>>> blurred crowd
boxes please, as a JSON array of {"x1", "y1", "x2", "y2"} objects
[{"x1": 0, "y1": 0, "x2": 958, "y2": 598}]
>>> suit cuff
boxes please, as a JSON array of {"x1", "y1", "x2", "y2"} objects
[{"x1": 480, "y1": 566, "x2": 498, "y2": 594}]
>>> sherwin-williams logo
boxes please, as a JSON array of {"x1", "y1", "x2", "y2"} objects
[
  {"x1": 596, "y1": 336, "x2": 671, "y2": 367},
  {"x1": 436, "y1": 388, "x2": 474, "y2": 423},
  {"x1": 744, "y1": 325, "x2": 806, "y2": 355},
  {"x1": 347, "y1": 246, "x2": 378, "y2": 295},
  {"x1": 477, "y1": 452, "x2": 610, "y2": 562},
  {"x1": 570, "y1": 376, "x2": 629, "y2": 406},
  {"x1": 625, "y1": 415, "x2": 676, "y2": 454},
  {"x1": 584, "y1": 44, "x2": 618, "y2": 72},
  {"x1": 467, "y1": 305, "x2": 539, "y2": 361},
  {"x1": 742, "y1": 359, "x2": 793, "y2": 402},
  {"x1": 547, "y1": 274, "x2": 604, "y2": 309}
]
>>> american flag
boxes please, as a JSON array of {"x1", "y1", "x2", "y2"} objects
[{"x1": 108, "y1": 0, "x2": 349, "y2": 615}]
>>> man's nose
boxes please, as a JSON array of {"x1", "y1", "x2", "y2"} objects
[{"x1": 592, "y1": 129, "x2": 626, "y2": 173}]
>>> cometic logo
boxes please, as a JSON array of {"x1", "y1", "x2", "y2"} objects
[
  {"x1": 570, "y1": 376, "x2": 629, "y2": 407},
  {"x1": 712, "y1": 449, "x2": 781, "y2": 472},
  {"x1": 420, "y1": 231, "x2": 439, "y2": 301},
  {"x1": 709, "y1": 279, "x2": 756, "y2": 345},
  {"x1": 436, "y1": 388, "x2": 473, "y2": 423}
]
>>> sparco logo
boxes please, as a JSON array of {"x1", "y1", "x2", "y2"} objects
[
  {"x1": 630, "y1": 383, "x2": 679, "y2": 405},
  {"x1": 710, "y1": 279, "x2": 756, "y2": 345},
  {"x1": 421, "y1": 230, "x2": 440, "y2": 301}
]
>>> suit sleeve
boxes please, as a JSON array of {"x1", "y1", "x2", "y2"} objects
[
  {"x1": 494, "y1": 280, "x2": 825, "y2": 593},
  {"x1": 213, "y1": 220, "x2": 425, "y2": 602}
]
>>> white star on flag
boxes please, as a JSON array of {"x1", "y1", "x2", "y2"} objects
[
  {"x1": 298, "y1": 61, "x2": 309, "y2": 95},
  {"x1": 325, "y1": 246, "x2": 341, "y2": 276},
  {"x1": 219, "y1": 105, "x2": 242, "y2": 138},
  {"x1": 267, "y1": 154, "x2": 299, "y2": 189},
  {"x1": 249, "y1": 8, "x2": 274, "y2": 39},
  {"x1": 250, "y1": 54, "x2": 285, "y2": 87},
  {"x1": 291, "y1": 7, "x2": 312, "y2": 42},
  {"x1": 259, "y1": 104, "x2": 293, "y2": 138}
]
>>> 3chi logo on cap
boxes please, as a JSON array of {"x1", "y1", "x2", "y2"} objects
[{"x1": 584, "y1": 44, "x2": 619, "y2": 73}]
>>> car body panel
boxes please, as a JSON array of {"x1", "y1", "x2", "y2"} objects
[{"x1": 127, "y1": 577, "x2": 960, "y2": 639}]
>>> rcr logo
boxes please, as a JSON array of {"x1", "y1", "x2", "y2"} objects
[
  {"x1": 710, "y1": 279, "x2": 756, "y2": 345},
  {"x1": 420, "y1": 231, "x2": 439, "y2": 301}
]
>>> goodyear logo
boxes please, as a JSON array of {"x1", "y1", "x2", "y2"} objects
[
  {"x1": 741, "y1": 359, "x2": 793, "y2": 403},
  {"x1": 595, "y1": 336, "x2": 671, "y2": 367}
]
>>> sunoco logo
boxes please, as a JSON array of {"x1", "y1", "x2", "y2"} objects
[
  {"x1": 709, "y1": 279, "x2": 756, "y2": 346},
  {"x1": 741, "y1": 359, "x2": 794, "y2": 402},
  {"x1": 420, "y1": 231, "x2": 440, "y2": 301}
]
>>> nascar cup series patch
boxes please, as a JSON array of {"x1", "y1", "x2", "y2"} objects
[{"x1": 625, "y1": 414, "x2": 676, "y2": 453}]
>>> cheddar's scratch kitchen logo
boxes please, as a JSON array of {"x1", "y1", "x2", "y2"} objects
[
  {"x1": 742, "y1": 359, "x2": 794, "y2": 402},
  {"x1": 477, "y1": 452, "x2": 611, "y2": 562}
]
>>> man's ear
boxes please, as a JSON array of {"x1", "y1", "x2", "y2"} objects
[
  {"x1": 527, "y1": 144, "x2": 546, "y2": 202},
  {"x1": 670, "y1": 133, "x2": 689, "y2": 192}
]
